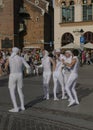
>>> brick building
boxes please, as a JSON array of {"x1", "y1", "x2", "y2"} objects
[
  {"x1": 0, "y1": 0, "x2": 54, "y2": 50},
  {"x1": 0, "y1": 0, "x2": 14, "y2": 49},
  {"x1": 54, "y1": 0, "x2": 93, "y2": 49}
]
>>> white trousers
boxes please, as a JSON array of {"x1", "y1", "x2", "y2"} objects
[
  {"x1": 65, "y1": 73, "x2": 79, "y2": 102},
  {"x1": 53, "y1": 71, "x2": 65, "y2": 99},
  {"x1": 8, "y1": 73, "x2": 24, "y2": 109},
  {"x1": 62, "y1": 69, "x2": 71, "y2": 86},
  {"x1": 43, "y1": 72, "x2": 51, "y2": 97}
]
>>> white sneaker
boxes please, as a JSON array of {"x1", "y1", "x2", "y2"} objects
[
  {"x1": 68, "y1": 100, "x2": 75, "y2": 107},
  {"x1": 46, "y1": 94, "x2": 49, "y2": 100},
  {"x1": 75, "y1": 100, "x2": 79, "y2": 105},
  {"x1": 54, "y1": 97, "x2": 59, "y2": 101},
  {"x1": 9, "y1": 108, "x2": 19, "y2": 113},
  {"x1": 21, "y1": 107, "x2": 25, "y2": 111},
  {"x1": 62, "y1": 96, "x2": 67, "y2": 100}
]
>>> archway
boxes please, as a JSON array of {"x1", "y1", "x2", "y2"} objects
[
  {"x1": 83, "y1": 31, "x2": 93, "y2": 43},
  {"x1": 61, "y1": 32, "x2": 74, "y2": 46}
]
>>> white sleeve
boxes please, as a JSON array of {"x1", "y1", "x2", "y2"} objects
[{"x1": 22, "y1": 58, "x2": 30, "y2": 69}]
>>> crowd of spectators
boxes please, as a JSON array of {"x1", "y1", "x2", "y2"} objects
[
  {"x1": 0, "y1": 48, "x2": 93, "y2": 77},
  {"x1": 0, "y1": 49, "x2": 43, "y2": 77},
  {"x1": 81, "y1": 50, "x2": 93, "y2": 65}
]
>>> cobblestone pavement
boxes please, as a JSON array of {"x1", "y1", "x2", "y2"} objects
[{"x1": 0, "y1": 65, "x2": 93, "y2": 130}]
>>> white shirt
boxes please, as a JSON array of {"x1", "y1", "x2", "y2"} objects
[
  {"x1": 9, "y1": 55, "x2": 30, "y2": 74},
  {"x1": 42, "y1": 56, "x2": 51, "y2": 72}
]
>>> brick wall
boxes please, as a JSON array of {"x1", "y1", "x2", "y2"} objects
[
  {"x1": 0, "y1": 0, "x2": 14, "y2": 49},
  {"x1": 23, "y1": 3, "x2": 44, "y2": 49}
]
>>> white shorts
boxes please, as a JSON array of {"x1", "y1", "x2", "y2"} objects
[{"x1": 8, "y1": 73, "x2": 23, "y2": 89}]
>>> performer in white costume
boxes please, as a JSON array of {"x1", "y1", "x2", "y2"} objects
[
  {"x1": 38, "y1": 50, "x2": 54, "y2": 100},
  {"x1": 64, "y1": 49, "x2": 79, "y2": 107},
  {"x1": 62, "y1": 51, "x2": 72, "y2": 86},
  {"x1": 53, "y1": 49, "x2": 66, "y2": 101},
  {"x1": 7, "y1": 47, "x2": 30, "y2": 112}
]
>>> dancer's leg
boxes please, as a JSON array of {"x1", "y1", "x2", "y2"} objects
[
  {"x1": 72, "y1": 82, "x2": 79, "y2": 104},
  {"x1": 65, "y1": 76, "x2": 75, "y2": 100},
  {"x1": 53, "y1": 73, "x2": 59, "y2": 100},
  {"x1": 8, "y1": 75, "x2": 19, "y2": 112},
  {"x1": 58, "y1": 72, "x2": 66, "y2": 99},
  {"x1": 45, "y1": 73, "x2": 51, "y2": 99},
  {"x1": 65, "y1": 74, "x2": 78, "y2": 107},
  {"x1": 43, "y1": 73, "x2": 47, "y2": 98},
  {"x1": 9, "y1": 87, "x2": 18, "y2": 110},
  {"x1": 17, "y1": 74, "x2": 25, "y2": 110}
]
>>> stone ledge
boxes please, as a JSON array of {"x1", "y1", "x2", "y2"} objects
[{"x1": 59, "y1": 21, "x2": 93, "y2": 27}]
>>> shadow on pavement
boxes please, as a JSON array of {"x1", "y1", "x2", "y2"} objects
[
  {"x1": 0, "y1": 78, "x2": 8, "y2": 87},
  {"x1": 25, "y1": 93, "x2": 54, "y2": 109},
  {"x1": 25, "y1": 96, "x2": 44, "y2": 109},
  {"x1": 77, "y1": 87, "x2": 93, "y2": 102},
  {"x1": 25, "y1": 83, "x2": 93, "y2": 110}
]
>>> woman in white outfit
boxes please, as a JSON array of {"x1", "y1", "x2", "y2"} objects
[
  {"x1": 6, "y1": 47, "x2": 30, "y2": 112},
  {"x1": 53, "y1": 49, "x2": 66, "y2": 101},
  {"x1": 64, "y1": 49, "x2": 79, "y2": 107},
  {"x1": 38, "y1": 50, "x2": 54, "y2": 100}
]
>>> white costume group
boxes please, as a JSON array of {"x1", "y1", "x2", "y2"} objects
[
  {"x1": 8, "y1": 47, "x2": 79, "y2": 112},
  {"x1": 40, "y1": 49, "x2": 79, "y2": 107}
]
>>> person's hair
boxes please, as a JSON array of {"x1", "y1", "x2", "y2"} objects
[{"x1": 72, "y1": 49, "x2": 79, "y2": 56}]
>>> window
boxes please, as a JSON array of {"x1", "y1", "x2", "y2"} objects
[
  {"x1": 83, "y1": 4, "x2": 93, "y2": 21},
  {"x1": 62, "y1": 6, "x2": 74, "y2": 23},
  {"x1": 84, "y1": 32, "x2": 93, "y2": 43},
  {"x1": 61, "y1": 33, "x2": 74, "y2": 46}
]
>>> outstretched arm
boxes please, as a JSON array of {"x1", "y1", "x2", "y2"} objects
[{"x1": 22, "y1": 58, "x2": 30, "y2": 68}]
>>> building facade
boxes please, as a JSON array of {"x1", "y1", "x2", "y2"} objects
[
  {"x1": 23, "y1": 0, "x2": 54, "y2": 50},
  {"x1": 0, "y1": 0, "x2": 14, "y2": 49},
  {"x1": 0, "y1": 0, "x2": 54, "y2": 50},
  {"x1": 54, "y1": 0, "x2": 93, "y2": 49}
]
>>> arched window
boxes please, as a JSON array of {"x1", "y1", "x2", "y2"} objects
[
  {"x1": 61, "y1": 33, "x2": 74, "y2": 46},
  {"x1": 70, "y1": 0, "x2": 74, "y2": 5},
  {"x1": 83, "y1": 31, "x2": 93, "y2": 43},
  {"x1": 62, "y1": 1, "x2": 66, "y2": 6}
]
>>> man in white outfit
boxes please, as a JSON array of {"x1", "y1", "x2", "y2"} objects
[
  {"x1": 64, "y1": 49, "x2": 79, "y2": 107},
  {"x1": 7, "y1": 47, "x2": 30, "y2": 112},
  {"x1": 53, "y1": 49, "x2": 66, "y2": 101},
  {"x1": 37, "y1": 50, "x2": 54, "y2": 100}
]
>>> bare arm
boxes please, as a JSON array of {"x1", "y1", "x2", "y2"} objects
[
  {"x1": 5, "y1": 59, "x2": 9, "y2": 70},
  {"x1": 50, "y1": 57, "x2": 56, "y2": 71}
]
